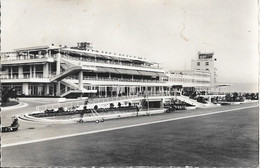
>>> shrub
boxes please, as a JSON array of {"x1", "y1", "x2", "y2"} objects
[
  {"x1": 94, "y1": 105, "x2": 98, "y2": 110},
  {"x1": 197, "y1": 96, "x2": 207, "y2": 104},
  {"x1": 128, "y1": 102, "x2": 132, "y2": 107},
  {"x1": 110, "y1": 103, "x2": 114, "y2": 108},
  {"x1": 117, "y1": 102, "x2": 121, "y2": 108},
  {"x1": 58, "y1": 107, "x2": 65, "y2": 113}
]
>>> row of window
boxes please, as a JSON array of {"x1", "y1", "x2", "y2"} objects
[{"x1": 197, "y1": 62, "x2": 209, "y2": 66}]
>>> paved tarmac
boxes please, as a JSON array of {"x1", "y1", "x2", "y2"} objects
[
  {"x1": 2, "y1": 101, "x2": 257, "y2": 145},
  {"x1": 1, "y1": 100, "x2": 258, "y2": 167}
]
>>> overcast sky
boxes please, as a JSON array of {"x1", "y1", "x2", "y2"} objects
[{"x1": 2, "y1": 0, "x2": 258, "y2": 84}]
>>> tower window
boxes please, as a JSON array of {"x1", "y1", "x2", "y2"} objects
[{"x1": 197, "y1": 62, "x2": 200, "y2": 66}]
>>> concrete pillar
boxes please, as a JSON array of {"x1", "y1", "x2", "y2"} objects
[
  {"x1": 56, "y1": 82, "x2": 61, "y2": 96},
  {"x1": 56, "y1": 52, "x2": 61, "y2": 75},
  {"x1": 18, "y1": 66, "x2": 23, "y2": 79},
  {"x1": 22, "y1": 83, "x2": 29, "y2": 95},
  {"x1": 49, "y1": 63, "x2": 52, "y2": 76},
  {"x1": 10, "y1": 67, "x2": 13, "y2": 79},
  {"x1": 174, "y1": 88, "x2": 177, "y2": 97},
  {"x1": 30, "y1": 65, "x2": 32, "y2": 78},
  {"x1": 44, "y1": 84, "x2": 50, "y2": 95},
  {"x1": 33, "y1": 65, "x2": 36, "y2": 78},
  {"x1": 45, "y1": 50, "x2": 48, "y2": 57},
  {"x1": 117, "y1": 85, "x2": 119, "y2": 97},
  {"x1": 78, "y1": 71, "x2": 83, "y2": 90},
  {"x1": 43, "y1": 63, "x2": 49, "y2": 78},
  {"x1": 160, "y1": 98, "x2": 163, "y2": 108},
  {"x1": 162, "y1": 86, "x2": 164, "y2": 95}
]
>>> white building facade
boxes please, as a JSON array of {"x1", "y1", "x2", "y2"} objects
[
  {"x1": 1, "y1": 42, "x2": 211, "y2": 98},
  {"x1": 191, "y1": 52, "x2": 217, "y2": 91}
]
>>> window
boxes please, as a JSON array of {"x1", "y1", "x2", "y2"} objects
[
  {"x1": 206, "y1": 68, "x2": 209, "y2": 71},
  {"x1": 206, "y1": 62, "x2": 209, "y2": 66},
  {"x1": 197, "y1": 62, "x2": 200, "y2": 66}
]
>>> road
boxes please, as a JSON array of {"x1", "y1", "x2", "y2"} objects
[{"x1": 1, "y1": 101, "x2": 258, "y2": 167}]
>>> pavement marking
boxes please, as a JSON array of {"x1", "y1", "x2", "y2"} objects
[{"x1": 2, "y1": 105, "x2": 258, "y2": 148}]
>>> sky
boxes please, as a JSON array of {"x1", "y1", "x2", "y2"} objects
[{"x1": 1, "y1": 0, "x2": 259, "y2": 86}]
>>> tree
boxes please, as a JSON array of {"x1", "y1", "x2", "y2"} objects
[
  {"x1": 225, "y1": 93, "x2": 232, "y2": 102},
  {"x1": 232, "y1": 92, "x2": 239, "y2": 101},
  {"x1": 2, "y1": 88, "x2": 18, "y2": 103}
]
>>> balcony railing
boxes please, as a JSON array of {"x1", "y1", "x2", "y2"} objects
[
  {"x1": 65, "y1": 76, "x2": 164, "y2": 83},
  {"x1": 1, "y1": 74, "x2": 49, "y2": 79},
  {"x1": 1, "y1": 54, "x2": 55, "y2": 62},
  {"x1": 62, "y1": 55, "x2": 161, "y2": 70}
]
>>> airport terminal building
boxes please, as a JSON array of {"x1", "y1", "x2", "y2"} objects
[{"x1": 0, "y1": 42, "x2": 212, "y2": 98}]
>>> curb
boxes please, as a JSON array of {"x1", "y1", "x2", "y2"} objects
[
  {"x1": 2, "y1": 102, "x2": 28, "y2": 111},
  {"x1": 20, "y1": 109, "x2": 166, "y2": 124}
]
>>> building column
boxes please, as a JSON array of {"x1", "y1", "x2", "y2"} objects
[
  {"x1": 117, "y1": 85, "x2": 119, "y2": 97},
  {"x1": 160, "y1": 98, "x2": 163, "y2": 108},
  {"x1": 49, "y1": 63, "x2": 52, "y2": 76},
  {"x1": 45, "y1": 49, "x2": 48, "y2": 57},
  {"x1": 33, "y1": 65, "x2": 36, "y2": 78},
  {"x1": 43, "y1": 63, "x2": 49, "y2": 78},
  {"x1": 105, "y1": 86, "x2": 107, "y2": 97},
  {"x1": 22, "y1": 83, "x2": 29, "y2": 95},
  {"x1": 44, "y1": 84, "x2": 50, "y2": 95},
  {"x1": 78, "y1": 71, "x2": 83, "y2": 90},
  {"x1": 56, "y1": 52, "x2": 61, "y2": 75},
  {"x1": 162, "y1": 86, "x2": 164, "y2": 95},
  {"x1": 18, "y1": 66, "x2": 23, "y2": 79},
  {"x1": 174, "y1": 88, "x2": 178, "y2": 98},
  {"x1": 30, "y1": 65, "x2": 32, "y2": 78},
  {"x1": 10, "y1": 66, "x2": 13, "y2": 79},
  {"x1": 56, "y1": 82, "x2": 61, "y2": 96}
]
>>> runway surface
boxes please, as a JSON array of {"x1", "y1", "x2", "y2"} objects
[{"x1": 2, "y1": 102, "x2": 258, "y2": 167}]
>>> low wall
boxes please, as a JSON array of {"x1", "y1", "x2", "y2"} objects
[
  {"x1": 19, "y1": 97, "x2": 68, "y2": 103},
  {"x1": 24, "y1": 109, "x2": 165, "y2": 124}
]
